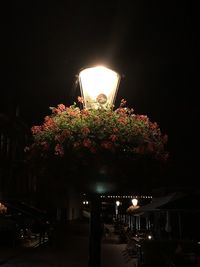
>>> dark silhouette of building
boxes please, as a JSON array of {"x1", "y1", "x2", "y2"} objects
[{"x1": 0, "y1": 111, "x2": 34, "y2": 202}]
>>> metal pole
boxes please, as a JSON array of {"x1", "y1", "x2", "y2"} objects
[{"x1": 88, "y1": 194, "x2": 101, "y2": 267}]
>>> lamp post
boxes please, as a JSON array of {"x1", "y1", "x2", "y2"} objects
[
  {"x1": 79, "y1": 65, "x2": 121, "y2": 267},
  {"x1": 115, "y1": 200, "x2": 120, "y2": 220},
  {"x1": 131, "y1": 198, "x2": 139, "y2": 230}
]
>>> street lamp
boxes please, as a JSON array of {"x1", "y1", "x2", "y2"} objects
[
  {"x1": 115, "y1": 200, "x2": 120, "y2": 219},
  {"x1": 132, "y1": 198, "x2": 138, "y2": 207},
  {"x1": 78, "y1": 65, "x2": 121, "y2": 267},
  {"x1": 79, "y1": 65, "x2": 121, "y2": 109},
  {"x1": 131, "y1": 198, "x2": 139, "y2": 231}
]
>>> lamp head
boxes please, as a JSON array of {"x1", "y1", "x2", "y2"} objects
[{"x1": 79, "y1": 65, "x2": 120, "y2": 110}]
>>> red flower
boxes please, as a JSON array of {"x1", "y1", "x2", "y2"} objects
[
  {"x1": 58, "y1": 104, "x2": 66, "y2": 112},
  {"x1": 81, "y1": 109, "x2": 89, "y2": 117},
  {"x1": 31, "y1": 126, "x2": 42, "y2": 134},
  {"x1": 112, "y1": 128, "x2": 119, "y2": 133},
  {"x1": 136, "y1": 115, "x2": 149, "y2": 124},
  {"x1": 82, "y1": 139, "x2": 92, "y2": 148},
  {"x1": 55, "y1": 144, "x2": 64, "y2": 157},
  {"x1": 43, "y1": 117, "x2": 55, "y2": 129},
  {"x1": 116, "y1": 107, "x2": 127, "y2": 114},
  {"x1": 110, "y1": 134, "x2": 118, "y2": 142},
  {"x1": 81, "y1": 127, "x2": 90, "y2": 135},
  {"x1": 118, "y1": 117, "x2": 127, "y2": 124},
  {"x1": 78, "y1": 96, "x2": 84, "y2": 103},
  {"x1": 66, "y1": 108, "x2": 80, "y2": 117},
  {"x1": 149, "y1": 122, "x2": 158, "y2": 130}
]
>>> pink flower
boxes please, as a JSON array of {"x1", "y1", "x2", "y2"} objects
[
  {"x1": 136, "y1": 115, "x2": 149, "y2": 124},
  {"x1": 116, "y1": 107, "x2": 127, "y2": 114},
  {"x1": 43, "y1": 118, "x2": 55, "y2": 129},
  {"x1": 66, "y1": 108, "x2": 79, "y2": 117},
  {"x1": 31, "y1": 126, "x2": 42, "y2": 134},
  {"x1": 149, "y1": 122, "x2": 158, "y2": 130},
  {"x1": 118, "y1": 117, "x2": 127, "y2": 124},
  {"x1": 57, "y1": 104, "x2": 66, "y2": 112},
  {"x1": 78, "y1": 96, "x2": 84, "y2": 103},
  {"x1": 52, "y1": 108, "x2": 61, "y2": 114},
  {"x1": 81, "y1": 127, "x2": 90, "y2": 135},
  {"x1": 55, "y1": 144, "x2": 64, "y2": 157}
]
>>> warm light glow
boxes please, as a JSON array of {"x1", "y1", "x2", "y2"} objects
[
  {"x1": 116, "y1": 201, "x2": 120, "y2": 206},
  {"x1": 79, "y1": 66, "x2": 120, "y2": 109},
  {"x1": 132, "y1": 198, "x2": 138, "y2": 207}
]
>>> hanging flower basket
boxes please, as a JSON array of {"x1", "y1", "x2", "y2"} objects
[{"x1": 26, "y1": 98, "x2": 168, "y2": 166}]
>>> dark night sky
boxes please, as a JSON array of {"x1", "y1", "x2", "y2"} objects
[{"x1": 1, "y1": 1, "x2": 199, "y2": 188}]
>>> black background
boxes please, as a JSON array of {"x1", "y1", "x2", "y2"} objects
[{"x1": 1, "y1": 1, "x2": 199, "y2": 189}]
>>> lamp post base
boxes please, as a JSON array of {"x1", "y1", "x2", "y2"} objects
[{"x1": 88, "y1": 194, "x2": 102, "y2": 267}]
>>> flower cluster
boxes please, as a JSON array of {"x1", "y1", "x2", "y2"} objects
[{"x1": 27, "y1": 99, "x2": 168, "y2": 162}]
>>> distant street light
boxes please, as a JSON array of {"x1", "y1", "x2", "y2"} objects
[
  {"x1": 79, "y1": 66, "x2": 121, "y2": 109},
  {"x1": 132, "y1": 198, "x2": 138, "y2": 207},
  {"x1": 115, "y1": 200, "x2": 120, "y2": 218}
]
